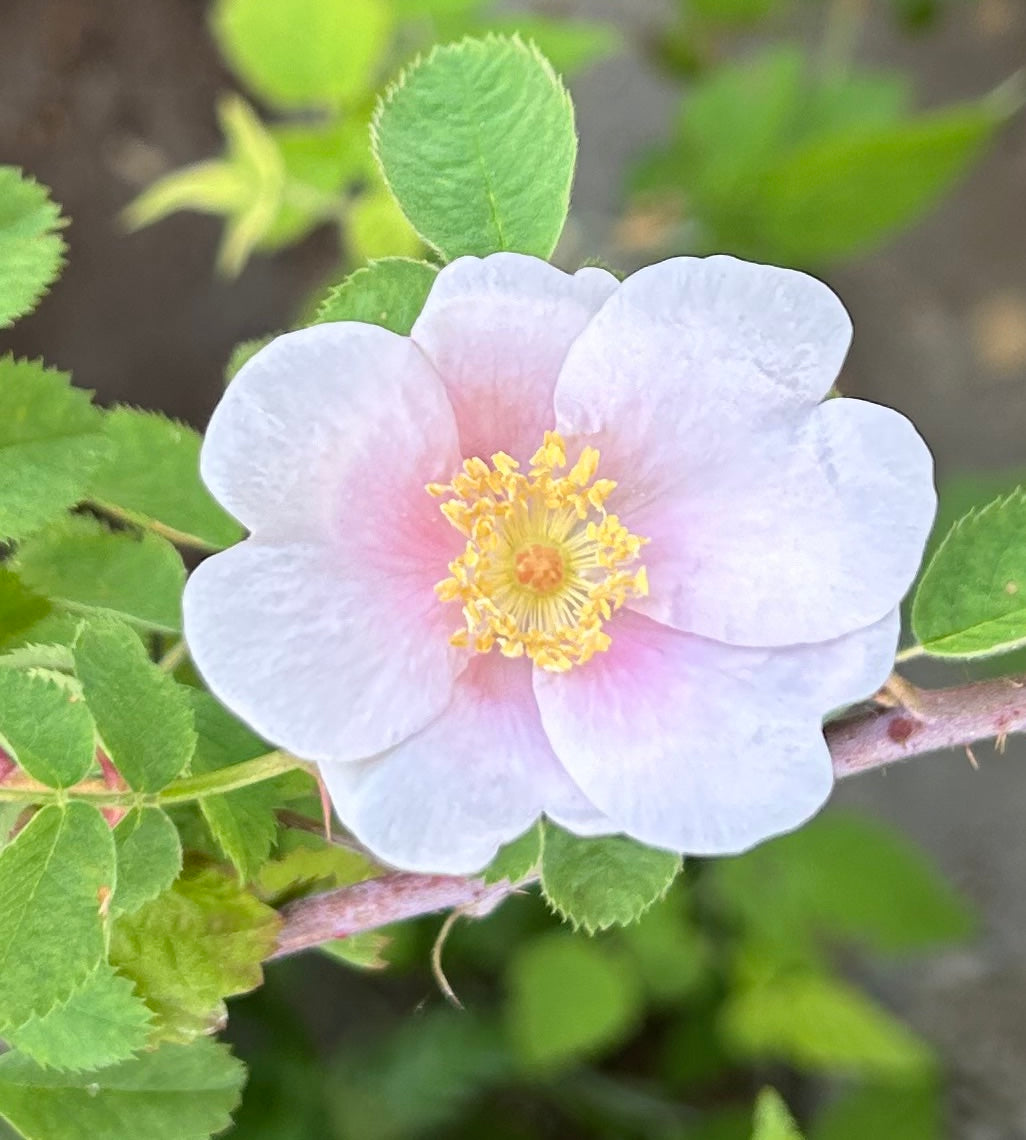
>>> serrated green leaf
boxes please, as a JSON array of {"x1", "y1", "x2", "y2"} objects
[
  {"x1": 73, "y1": 619, "x2": 196, "y2": 792},
  {"x1": 126, "y1": 96, "x2": 285, "y2": 276},
  {"x1": 15, "y1": 515, "x2": 185, "y2": 634},
  {"x1": 540, "y1": 824, "x2": 681, "y2": 932},
  {"x1": 722, "y1": 972, "x2": 933, "y2": 1078},
  {"x1": 506, "y1": 932, "x2": 642, "y2": 1069},
  {"x1": 752, "y1": 1089, "x2": 804, "y2": 1140},
  {"x1": 0, "y1": 570, "x2": 51, "y2": 651},
  {"x1": 483, "y1": 822, "x2": 542, "y2": 886},
  {"x1": 313, "y1": 257, "x2": 437, "y2": 334},
  {"x1": 90, "y1": 408, "x2": 242, "y2": 550},
  {"x1": 754, "y1": 101, "x2": 1000, "y2": 263},
  {"x1": 0, "y1": 168, "x2": 66, "y2": 328},
  {"x1": 912, "y1": 489, "x2": 1026, "y2": 658},
  {"x1": 0, "y1": 1038, "x2": 245, "y2": 1140},
  {"x1": 0, "y1": 668, "x2": 95, "y2": 786},
  {"x1": 190, "y1": 692, "x2": 279, "y2": 882},
  {"x1": 479, "y1": 16, "x2": 619, "y2": 76},
  {"x1": 0, "y1": 804, "x2": 115, "y2": 1032},
  {"x1": 811, "y1": 1080, "x2": 940, "y2": 1140},
  {"x1": 112, "y1": 809, "x2": 183, "y2": 917},
  {"x1": 0, "y1": 357, "x2": 109, "y2": 542},
  {"x1": 709, "y1": 812, "x2": 974, "y2": 955},
  {"x1": 109, "y1": 869, "x2": 280, "y2": 1042},
  {"x1": 212, "y1": 0, "x2": 392, "y2": 110},
  {"x1": 3, "y1": 964, "x2": 154, "y2": 1073},
  {"x1": 373, "y1": 36, "x2": 576, "y2": 260}
]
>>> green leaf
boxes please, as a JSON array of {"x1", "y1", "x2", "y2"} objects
[
  {"x1": 111, "y1": 809, "x2": 183, "y2": 917},
  {"x1": 0, "y1": 1038, "x2": 245, "y2": 1140},
  {"x1": 0, "y1": 168, "x2": 66, "y2": 328},
  {"x1": 89, "y1": 408, "x2": 242, "y2": 550},
  {"x1": 320, "y1": 931, "x2": 391, "y2": 971},
  {"x1": 709, "y1": 812, "x2": 974, "y2": 955},
  {"x1": 0, "y1": 804, "x2": 115, "y2": 1032},
  {"x1": 212, "y1": 0, "x2": 392, "y2": 110},
  {"x1": 483, "y1": 822, "x2": 542, "y2": 886},
  {"x1": 348, "y1": 180, "x2": 424, "y2": 262},
  {"x1": 540, "y1": 824, "x2": 681, "y2": 932},
  {"x1": 0, "y1": 668, "x2": 95, "y2": 786},
  {"x1": 125, "y1": 96, "x2": 285, "y2": 276},
  {"x1": 73, "y1": 619, "x2": 196, "y2": 792},
  {"x1": 811, "y1": 1080, "x2": 940, "y2": 1140},
  {"x1": 0, "y1": 357, "x2": 109, "y2": 542},
  {"x1": 912, "y1": 488, "x2": 1026, "y2": 658},
  {"x1": 373, "y1": 36, "x2": 577, "y2": 260},
  {"x1": 3, "y1": 964, "x2": 154, "y2": 1072},
  {"x1": 0, "y1": 569, "x2": 51, "y2": 650},
  {"x1": 15, "y1": 515, "x2": 185, "y2": 634},
  {"x1": 109, "y1": 869, "x2": 280, "y2": 1042},
  {"x1": 752, "y1": 1089, "x2": 804, "y2": 1140},
  {"x1": 506, "y1": 933, "x2": 643, "y2": 1069},
  {"x1": 476, "y1": 16, "x2": 619, "y2": 76},
  {"x1": 255, "y1": 837, "x2": 377, "y2": 903},
  {"x1": 722, "y1": 972, "x2": 933, "y2": 1078},
  {"x1": 190, "y1": 692, "x2": 279, "y2": 881},
  {"x1": 754, "y1": 101, "x2": 1000, "y2": 263},
  {"x1": 313, "y1": 257, "x2": 437, "y2": 335}
]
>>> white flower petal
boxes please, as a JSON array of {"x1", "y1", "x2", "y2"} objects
[
  {"x1": 554, "y1": 255, "x2": 853, "y2": 512},
  {"x1": 201, "y1": 322, "x2": 461, "y2": 543},
  {"x1": 320, "y1": 655, "x2": 584, "y2": 874},
  {"x1": 625, "y1": 397, "x2": 935, "y2": 645},
  {"x1": 183, "y1": 540, "x2": 463, "y2": 764},
  {"x1": 412, "y1": 252, "x2": 618, "y2": 464},
  {"x1": 533, "y1": 610, "x2": 900, "y2": 856}
]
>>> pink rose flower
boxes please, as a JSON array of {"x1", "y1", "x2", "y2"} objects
[{"x1": 183, "y1": 253, "x2": 935, "y2": 873}]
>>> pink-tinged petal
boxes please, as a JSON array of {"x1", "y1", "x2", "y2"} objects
[
  {"x1": 183, "y1": 540, "x2": 463, "y2": 764},
  {"x1": 201, "y1": 323, "x2": 461, "y2": 557},
  {"x1": 533, "y1": 610, "x2": 899, "y2": 856},
  {"x1": 320, "y1": 655, "x2": 583, "y2": 874},
  {"x1": 627, "y1": 397, "x2": 935, "y2": 646},
  {"x1": 411, "y1": 253, "x2": 618, "y2": 464},
  {"x1": 554, "y1": 255, "x2": 852, "y2": 513}
]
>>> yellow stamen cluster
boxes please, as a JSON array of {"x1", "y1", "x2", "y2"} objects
[{"x1": 427, "y1": 431, "x2": 649, "y2": 672}]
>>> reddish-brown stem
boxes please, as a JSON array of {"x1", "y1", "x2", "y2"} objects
[
  {"x1": 97, "y1": 748, "x2": 129, "y2": 828},
  {"x1": 270, "y1": 873, "x2": 515, "y2": 959},
  {"x1": 271, "y1": 672, "x2": 1026, "y2": 960},
  {"x1": 826, "y1": 674, "x2": 1026, "y2": 777},
  {"x1": 0, "y1": 750, "x2": 15, "y2": 784}
]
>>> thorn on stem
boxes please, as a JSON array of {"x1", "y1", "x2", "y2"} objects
[
  {"x1": 431, "y1": 909, "x2": 465, "y2": 1010},
  {"x1": 965, "y1": 744, "x2": 980, "y2": 770}
]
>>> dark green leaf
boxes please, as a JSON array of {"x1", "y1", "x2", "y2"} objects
[
  {"x1": 313, "y1": 258, "x2": 438, "y2": 334},
  {"x1": 912, "y1": 488, "x2": 1026, "y2": 658},
  {"x1": 540, "y1": 823, "x2": 681, "y2": 932},
  {"x1": 0, "y1": 1038, "x2": 245, "y2": 1140},
  {"x1": 0, "y1": 804, "x2": 115, "y2": 1032},
  {"x1": 15, "y1": 516, "x2": 185, "y2": 634},
  {"x1": 3, "y1": 964, "x2": 154, "y2": 1073},
  {"x1": 73, "y1": 619, "x2": 196, "y2": 792},
  {"x1": 373, "y1": 36, "x2": 576, "y2": 260},
  {"x1": 90, "y1": 408, "x2": 243, "y2": 550},
  {"x1": 0, "y1": 357, "x2": 108, "y2": 542},
  {"x1": 0, "y1": 168, "x2": 66, "y2": 328}
]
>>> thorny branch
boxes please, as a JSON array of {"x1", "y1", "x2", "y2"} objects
[{"x1": 270, "y1": 671, "x2": 1026, "y2": 959}]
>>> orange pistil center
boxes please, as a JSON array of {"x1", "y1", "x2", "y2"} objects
[
  {"x1": 514, "y1": 543, "x2": 565, "y2": 593},
  {"x1": 427, "y1": 431, "x2": 649, "y2": 673}
]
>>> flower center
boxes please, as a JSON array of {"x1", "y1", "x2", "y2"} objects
[{"x1": 427, "y1": 431, "x2": 649, "y2": 672}]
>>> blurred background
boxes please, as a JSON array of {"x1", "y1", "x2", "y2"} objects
[{"x1": 2, "y1": 1, "x2": 1025, "y2": 1136}]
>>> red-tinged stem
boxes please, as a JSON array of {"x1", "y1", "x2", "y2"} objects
[
  {"x1": 827, "y1": 674, "x2": 1026, "y2": 778},
  {"x1": 271, "y1": 672, "x2": 1026, "y2": 959},
  {"x1": 97, "y1": 748, "x2": 129, "y2": 828},
  {"x1": 270, "y1": 873, "x2": 516, "y2": 960}
]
